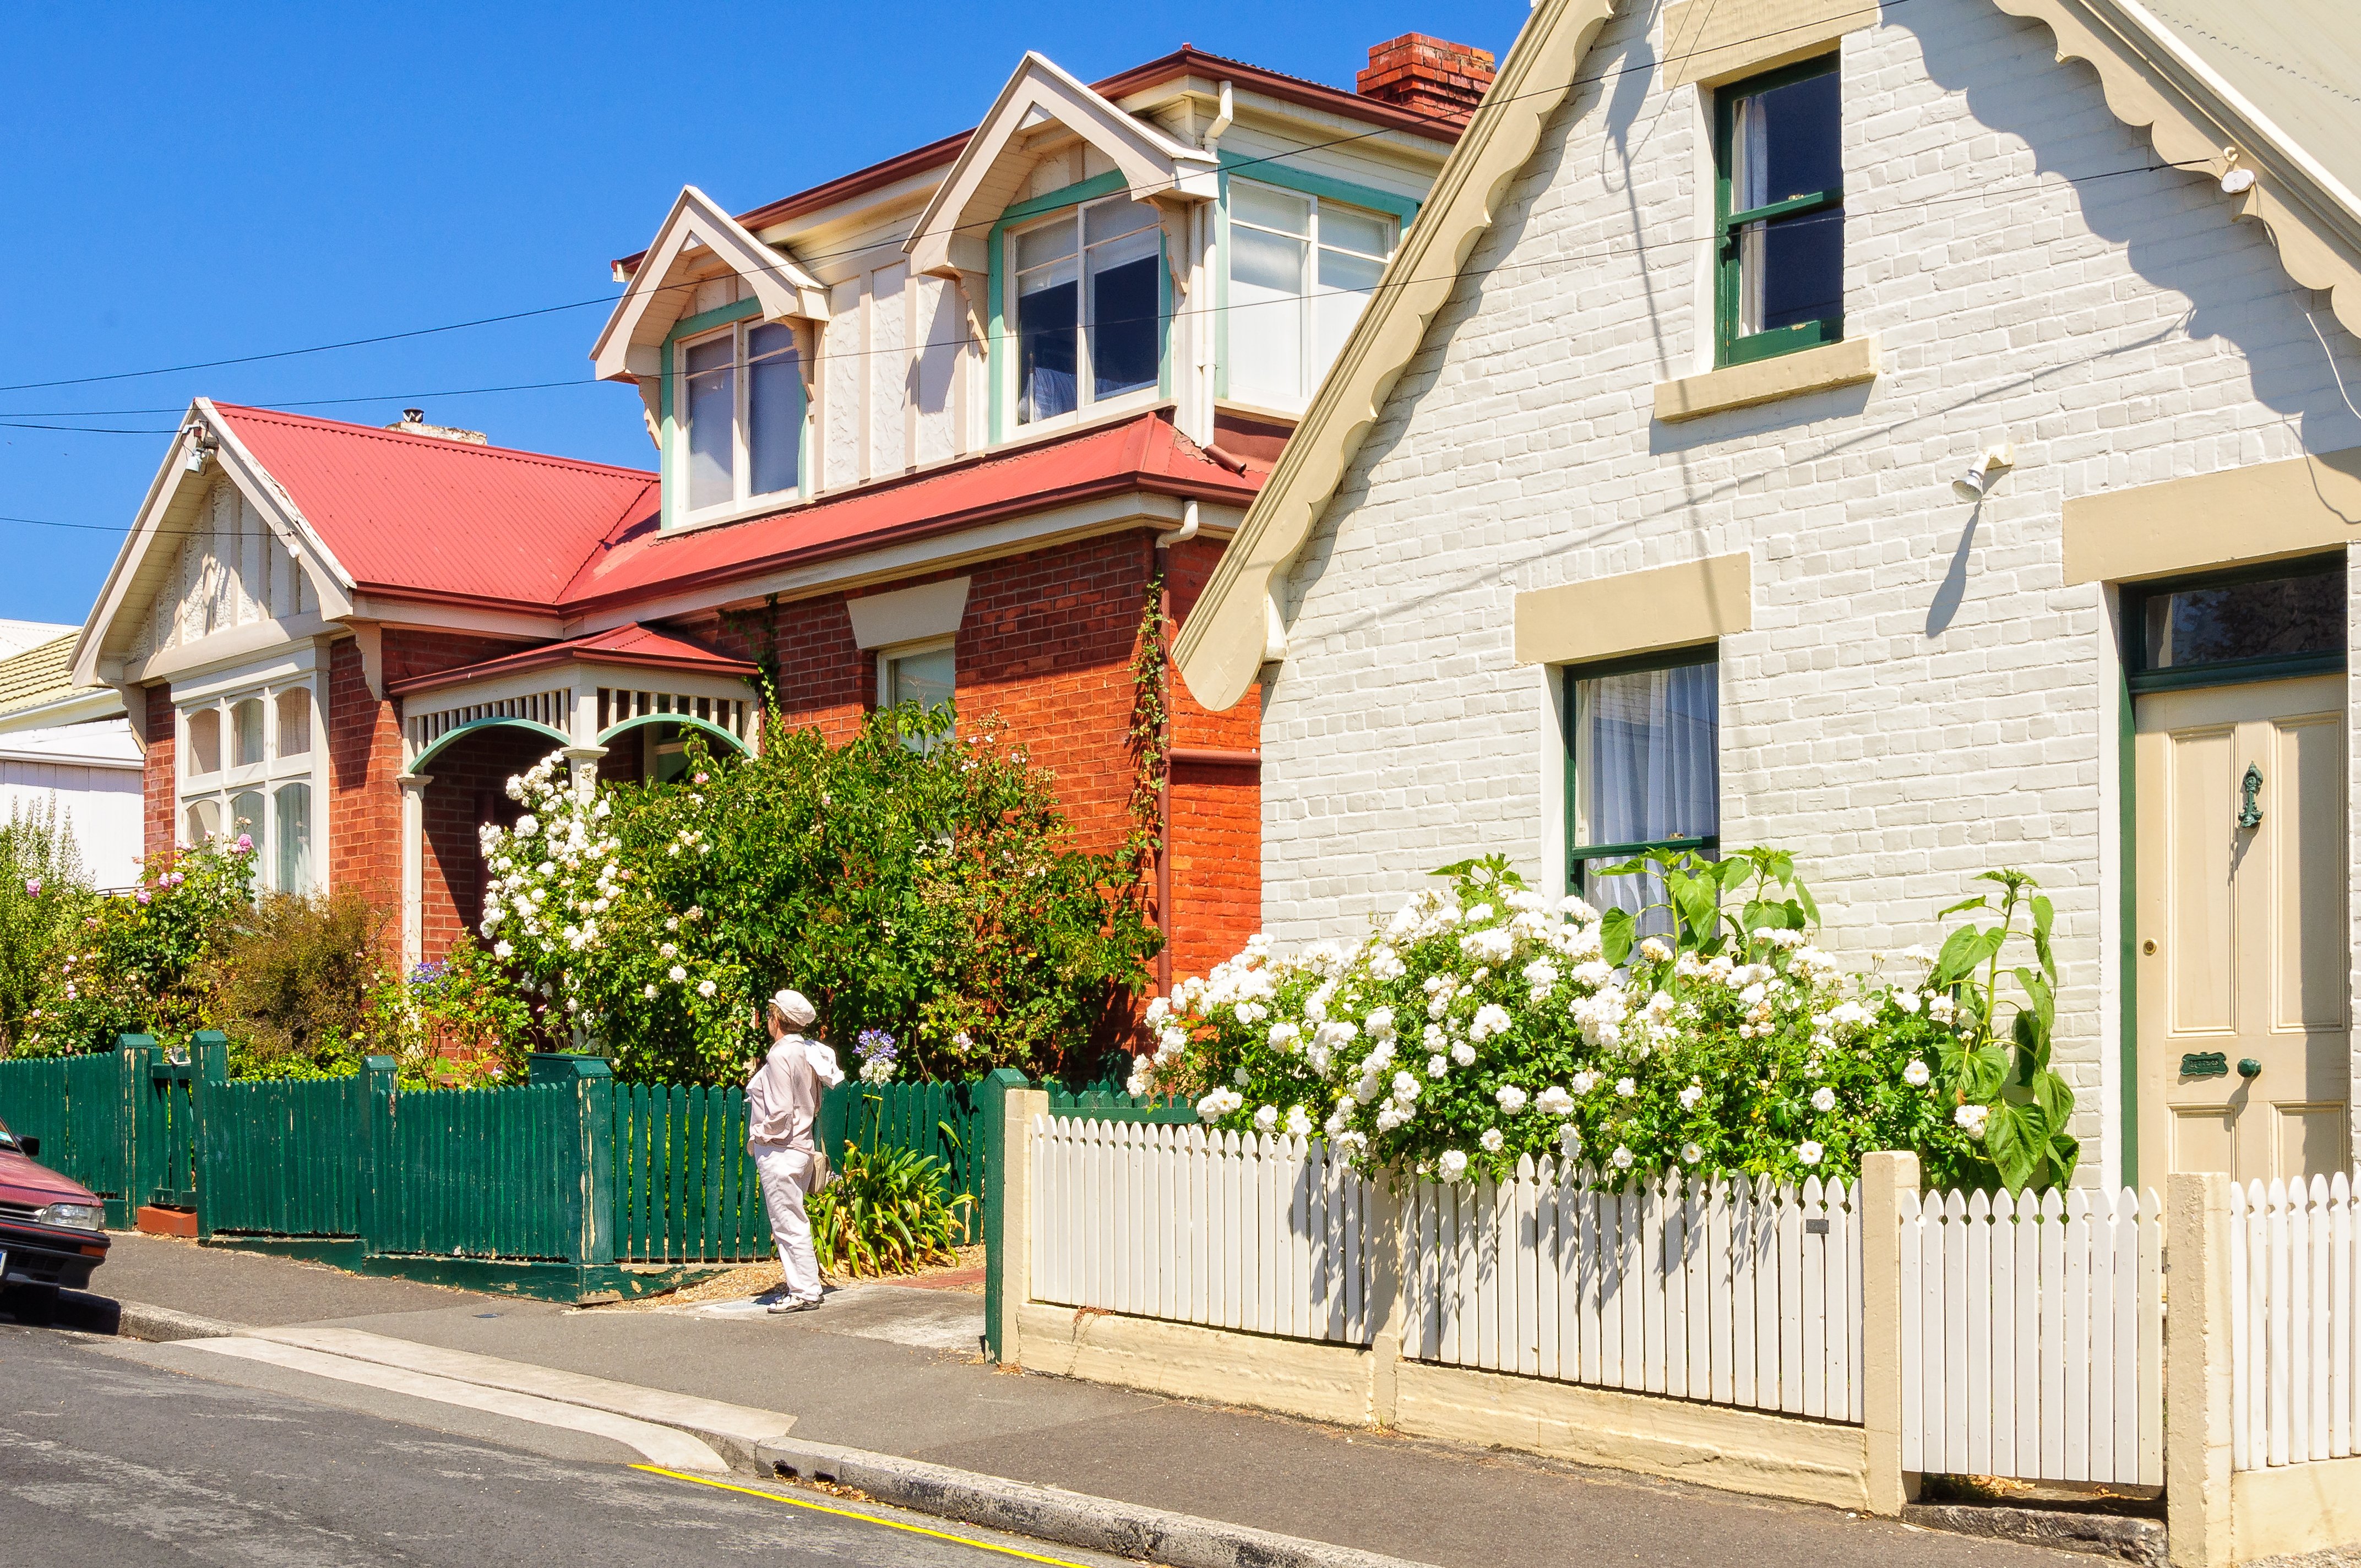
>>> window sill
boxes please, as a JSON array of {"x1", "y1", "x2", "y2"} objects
[
  {"x1": 1653, "y1": 334, "x2": 1878, "y2": 423},
  {"x1": 668, "y1": 488, "x2": 805, "y2": 537}
]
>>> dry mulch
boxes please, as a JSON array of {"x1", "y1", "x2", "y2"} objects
[{"x1": 603, "y1": 1243, "x2": 986, "y2": 1310}]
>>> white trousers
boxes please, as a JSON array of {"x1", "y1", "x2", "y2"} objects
[{"x1": 751, "y1": 1143, "x2": 823, "y2": 1304}]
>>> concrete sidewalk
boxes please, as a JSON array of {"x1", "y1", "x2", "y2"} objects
[{"x1": 42, "y1": 1234, "x2": 2088, "y2": 1568}]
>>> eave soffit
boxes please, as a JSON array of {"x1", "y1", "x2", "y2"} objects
[
  {"x1": 905, "y1": 50, "x2": 1218, "y2": 280},
  {"x1": 591, "y1": 184, "x2": 831, "y2": 383},
  {"x1": 72, "y1": 398, "x2": 359, "y2": 689}
]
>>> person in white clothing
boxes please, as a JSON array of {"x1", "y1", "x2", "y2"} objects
[{"x1": 746, "y1": 988, "x2": 843, "y2": 1313}]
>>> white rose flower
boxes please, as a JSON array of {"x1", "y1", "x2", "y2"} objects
[
  {"x1": 1678, "y1": 1084, "x2": 1704, "y2": 1111},
  {"x1": 660, "y1": 943, "x2": 677, "y2": 959},
  {"x1": 1364, "y1": 1006, "x2": 1396, "y2": 1040},
  {"x1": 1955, "y1": 1103, "x2": 1990, "y2": 1137},
  {"x1": 1450, "y1": 1041, "x2": 1476, "y2": 1068},
  {"x1": 1233, "y1": 1066, "x2": 1252, "y2": 1088},
  {"x1": 1682, "y1": 1141, "x2": 1705, "y2": 1164},
  {"x1": 1797, "y1": 1140, "x2": 1825, "y2": 1166},
  {"x1": 1253, "y1": 1104, "x2": 1280, "y2": 1134},
  {"x1": 493, "y1": 939, "x2": 514, "y2": 960},
  {"x1": 1391, "y1": 1070, "x2": 1421, "y2": 1104},
  {"x1": 1438, "y1": 1150, "x2": 1470, "y2": 1181},
  {"x1": 1535, "y1": 1085, "x2": 1575, "y2": 1118},
  {"x1": 1638, "y1": 938, "x2": 1671, "y2": 963},
  {"x1": 1495, "y1": 1084, "x2": 1528, "y2": 1115},
  {"x1": 643, "y1": 983, "x2": 657, "y2": 999},
  {"x1": 515, "y1": 815, "x2": 539, "y2": 837},
  {"x1": 1928, "y1": 994, "x2": 1957, "y2": 1023},
  {"x1": 1478, "y1": 1128, "x2": 1504, "y2": 1154},
  {"x1": 1903, "y1": 1059, "x2": 1933, "y2": 1087},
  {"x1": 1811, "y1": 1087, "x2": 1838, "y2": 1113},
  {"x1": 697, "y1": 979, "x2": 717, "y2": 998},
  {"x1": 1557, "y1": 1124, "x2": 1584, "y2": 1156},
  {"x1": 668, "y1": 965, "x2": 687, "y2": 982},
  {"x1": 1470, "y1": 1003, "x2": 1514, "y2": 1041},
  {"x1": 1609, "y1": 1145, "x2": 1635, "y2": 1169},
  {"x1": 1428, "y1": 1055, "x2": 1450, "y2": 1078},
  {"x1": 1570, "y1": 1070, "x2": 1598, "y2": 1096},
  {"x1": 1284, "y1": 1106, "x2": 1312, "y2": 1137},
  {"x1": 1614, "y1": 1076, "x2": 1636, "y2": 1098},
  {"x1": 1894, "y1": 989, "x2": 1923, "y2": 1015}
]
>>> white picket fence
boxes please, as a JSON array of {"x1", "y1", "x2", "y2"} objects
[
  {"x1": 2230, "y1": 1173, "x2": 2361, "y2": 1472},
  {"x1": 1405, "y1": 1162, "x2": 1863, "y2": 1422},
  {"x1": 1898, "y1": 1185, "x2": 2163, "y2": 1486},
  {"x1": 1029, "y1": 1117, "x2": 1381, "y2": 1346}
]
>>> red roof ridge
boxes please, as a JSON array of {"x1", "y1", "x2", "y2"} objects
[{"x1": 210, "y1": 402, "x2": 657, "y2": 484}]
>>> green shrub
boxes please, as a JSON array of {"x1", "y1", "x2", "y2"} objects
[
  {"x1": 806, "y1": 1093, "x2": 975, "y2": 1277},
  {"x1": 377, "y1": 935, "x2": 535, "y2": 1087},
  {"x1": 204, "y1": 891, "x2": 391, "y2": 1076},
  {"x1": 0, "y1": 800, "x2": 95, "y2": 1055},
  {"x1": 18, "y1": 839, "x2": 254, "y2": 1058},
  {"x1": 480, "y1": 709, "x2": 1160, "y2": 1084}
]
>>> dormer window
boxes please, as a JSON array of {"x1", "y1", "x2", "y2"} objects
[
  {"x1": 1013, "y1": 195, "x2": 1162, "y2": 426},
  {"x1": 681, "y1": 319, "x2": 804, "y2": 515},
  {"x1": 1225, "y1": 180, "x2": 1395, "y2": 409}
]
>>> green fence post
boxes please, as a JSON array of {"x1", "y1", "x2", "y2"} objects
[
  {"x1": 118, "y1": 1034, "x2": 156, "y2": 1217},
  {"x1": 356, "y1": 1056, "x2": 396, "y2": 1255},
  {"x1": 190, "y1": 1031, "x2": 227, "y2": 1239},
  {"x1": 981, "y1": 1068, "x2": 1030, "y2": 1364},
  {"x1": 577, "y1": 1059, "x2": 616, "y2": 1270},
  {"x1": 105, "y1": 1038, "x2": 140, "y2": 1228}
]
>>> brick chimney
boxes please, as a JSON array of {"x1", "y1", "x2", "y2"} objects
[{"x1": 1355, "y1": 34, "x2": 1496, "y2": 127}]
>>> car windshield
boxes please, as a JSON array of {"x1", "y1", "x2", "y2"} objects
[{"x1": 0, "y1": 1117, "x2": 16, "y2": 1150}]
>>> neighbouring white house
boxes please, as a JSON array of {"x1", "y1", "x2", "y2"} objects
[
  {"x1": 0, "y1": 623, "x2": 141, "y2": 888},
  {"x1": 1177, "y1": 0, "x2": 2361, "y2": 1193}
]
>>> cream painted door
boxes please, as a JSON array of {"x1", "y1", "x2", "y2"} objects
[{"x1": 2136, "y1": 674, "x2": 2351, "y2": 1184}]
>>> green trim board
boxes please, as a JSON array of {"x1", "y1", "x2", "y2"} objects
[
  {"x1": 411, "y1": 716, "x2": 572, "y2": 771},
  {"x1": 594, "y1": 712, "x2": 753, "y2": 755},
  {"x1": 1214, "y1": 151, "x2": 1422, "y2": 405},
  {"x1": 1712, "y1": 55, "x2": 1843, "y2": 370},
  {"x1": 2116, "y1": 616, "x2": 2139, "y2": 1189},
  {"x1": 195, "y1": 1237, "x2": 688, "y2": 1304}
]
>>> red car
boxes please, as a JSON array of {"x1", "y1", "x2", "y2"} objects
[{"x1": 0, "y1": 1114, "x2": 109, "y2": 1320}]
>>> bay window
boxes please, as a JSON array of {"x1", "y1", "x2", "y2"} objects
[
  {"x1": 1013, "y1": 196, "x2": 1162, "y2": 426},
  {"x1": 1566, "y1": 651, "x2": 1719, "y2": 919},
  {"x1": 1225, "y1": 179, "x2": 1395, "y2": 409},
  {"x1": 681, "y1": 319, "x2": 805, "y2": 515},
  {"x1": 180, "y1": 677, "x2": 322, "y2": 895}
]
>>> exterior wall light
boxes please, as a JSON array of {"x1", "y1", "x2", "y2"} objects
[{"x1": 1952, "y1": 443, "x2": 2014, "y2": 502}]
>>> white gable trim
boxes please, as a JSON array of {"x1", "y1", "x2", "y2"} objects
[
  {"x1": 591, "y1": 186, "x2": 830, "y2": 383},
  {"x1": 905, "y1": 51, "x2": 1217, "y2": 279},
  {"x1": 1171, "y1": 0, "x2": 1615, "y2": 713},
  {"x1": 72, "y1": 399, "x2": 357, "y2": 689}
]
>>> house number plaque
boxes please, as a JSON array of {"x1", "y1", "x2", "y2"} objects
[{"x1": 2180, "y1": 1050, "x2": 2229, "y2": 1080}]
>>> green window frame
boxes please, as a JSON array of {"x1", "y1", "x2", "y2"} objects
[
  {"x1": 1713, "y1": 55, "x2": 1844, "y2": 369},
  {"x1": 1564, "y1": 646, "x2": 1722, "y2": 904}
]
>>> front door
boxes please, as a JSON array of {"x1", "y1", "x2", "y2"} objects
[{"x1": 2136, "y1": 673, "x2": 2350, "y2": 1183}]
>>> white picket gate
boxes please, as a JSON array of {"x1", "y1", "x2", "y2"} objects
[
  {"x1": 1404, "y1": 1161, "x2": 1863, "y2": 1422},
  {"x1": 2229, "y1": 1173, "x2": 2361, "y2": 1472},
  {"x1": 1029, "y1": 1117, "x2": 1380, "y2": 1346},
  {"x1": 1898, "y1": 1185, "x2": 2163, "y2": 1486}
]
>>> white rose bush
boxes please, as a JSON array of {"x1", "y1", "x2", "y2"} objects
[
  {"x1": 1134, "y1": 851, "x2": 2080, "y2": 1193},
  {"x1": 477, "y1": 753, "x2": 751, "y2": 1081}
]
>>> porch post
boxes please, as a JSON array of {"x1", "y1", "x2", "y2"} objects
[
  {"x1": 562, "y1": 746, "x2": 607, "y2": 794},
  {"x1": 396, "y1": 771, "x2": 431, "y2": 973}
]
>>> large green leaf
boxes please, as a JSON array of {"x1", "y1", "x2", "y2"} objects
[
  {"x1": 1936, "y1": 895, "x2": 1990, "y2": 918},
  {"x1": 1600, "y1": 907, "x2": 1635, "y2": 968},
  {"x1": 1930, "y1": 924, "x2": 1999, "y2": 988},
  {"x1": 2032, "y1": 1066, "x2": 2074, "y2": 1130},
  {"x1": 1983, "y1": 1102, "x2": 2041, "y2": 1190},
  {"x1": 2031, "y1": 895, "x2": 2056, "y2": 982}
]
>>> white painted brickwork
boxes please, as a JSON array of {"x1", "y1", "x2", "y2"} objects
[{"x1": 1256, "y1": 0, "x2": 2361, "y2": 1185}]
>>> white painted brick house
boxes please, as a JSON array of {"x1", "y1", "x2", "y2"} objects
[{"x1": 1176, "y1": 0, "x2": 2361, "y2": 1191}]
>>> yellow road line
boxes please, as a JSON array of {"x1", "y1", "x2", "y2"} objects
[{"x1": 632, "y1": 1463, "x2": 1100, "y2": 1568}]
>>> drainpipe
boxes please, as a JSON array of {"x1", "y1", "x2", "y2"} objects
[
  {"x1": 1150, "y1": 512, "x2": 1197, "y2": 996},
  {"x1": 1200, "y1": 83, "x2": 1232, "y2": 444}
]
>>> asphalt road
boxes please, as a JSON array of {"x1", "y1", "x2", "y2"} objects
[{"x1": 1, "y1": 1323, "x2": 1131, "y2": 1568}]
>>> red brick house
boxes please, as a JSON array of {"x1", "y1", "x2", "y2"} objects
[{"x1": 69, "y1": 36, "x2": 1487, "y2": 990}]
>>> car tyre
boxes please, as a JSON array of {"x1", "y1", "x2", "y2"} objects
[{"x1": 3, "y1": 1283, "x2": 61, "y2": 1326}]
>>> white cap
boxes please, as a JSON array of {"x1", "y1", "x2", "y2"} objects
[{"x1": 770, "y1": 989, "x2": 816, "y2": 1029}]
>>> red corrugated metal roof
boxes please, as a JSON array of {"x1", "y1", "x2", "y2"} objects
[
  {"x1": 555, "y1": 412, "x2": 1260, "y2": 616},
  {"x1": 212, "y1": 404, "x2": 658, "y2": 611},
  {"x1": 385, "y1": 623, "x2": 758, "y2": 697}
]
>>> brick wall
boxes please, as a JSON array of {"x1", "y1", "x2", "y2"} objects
[
  {"x1": 1254, "y1": 2, "x2": 2361, "y2": 1184},
  {"x1": 420, "y1": 723, "x2": 553, "y2": 960},
  {"x1": 141, "y1": 684, "x2": 175, "y2": 871},
  {"x1": 327, "y1": 639, "x2": 401, "y2": 918},
  {"x1": 1165, "y1": 535, "x2": 1262, "y2": 981}
]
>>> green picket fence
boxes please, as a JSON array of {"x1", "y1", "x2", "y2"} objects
[
  {"x1": 200, "y1": 1076, "x2": 366, "y2": 1238},
  {"x1": 612, "y1": 1082, "x2": 770, "y2": 1263},
  {"x1": 0, "y1": 1048, "x2": 130, "y2": 1221},
  {"x1": 133, "y1": 1037, "x2": 220, "y2": 1211},
  {"x1": 375, "y1": 1081, "x2": 586, "y2": 1261},
  {"x1": 612, "y1": 1077, "x2": 994, "y2": 1263}
]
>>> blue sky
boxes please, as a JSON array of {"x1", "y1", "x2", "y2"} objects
[{"x1": 0, "y1": 0, "x2": 1516, "y2": 627}]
